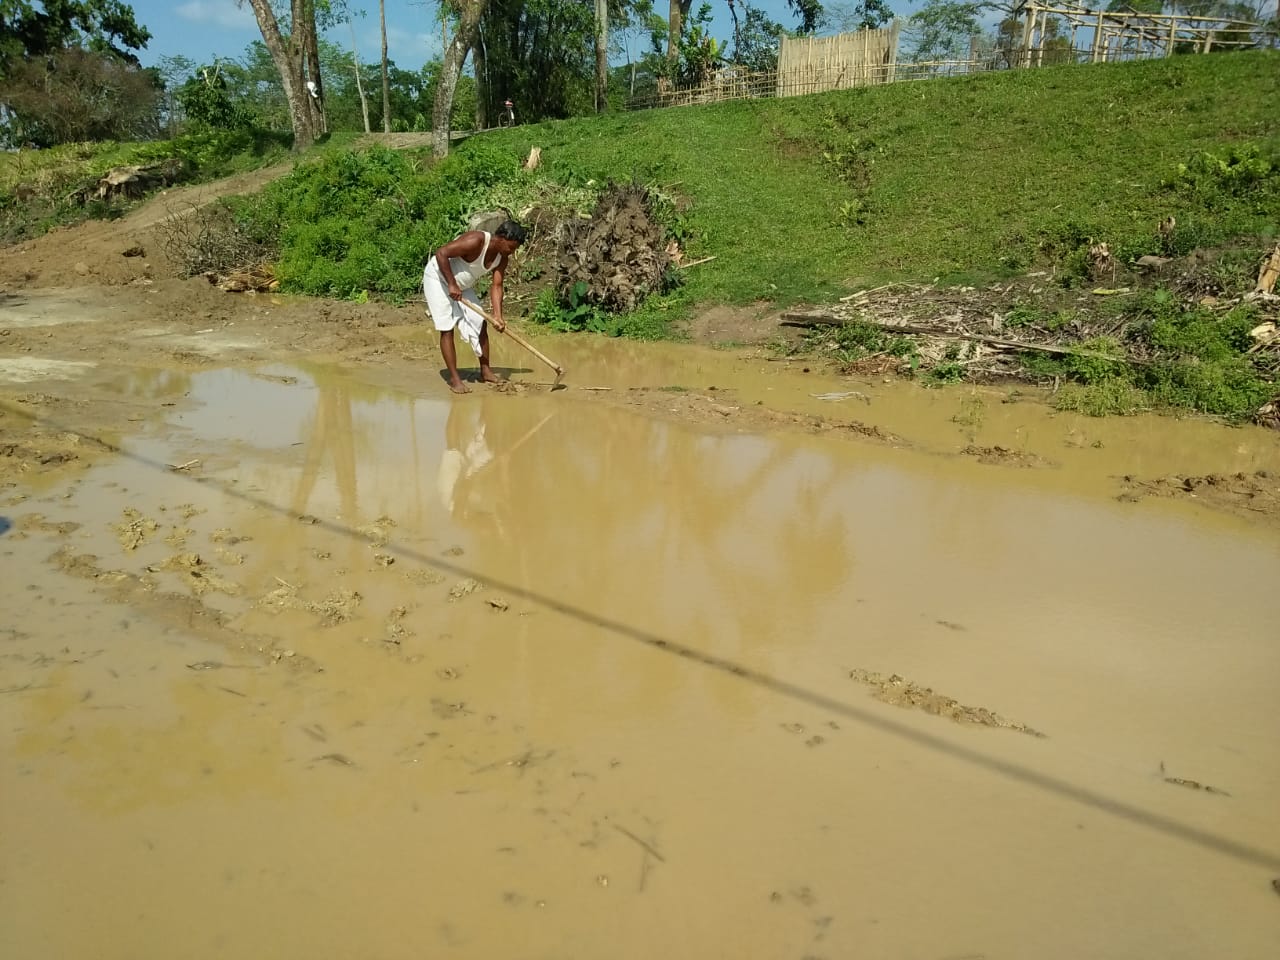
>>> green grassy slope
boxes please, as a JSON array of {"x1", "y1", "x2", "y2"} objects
[
  {"x1": 495, "y1": 50, "x2": 1278, "y2": 304},
  {"x1": 0, "y1": 129, "x2": 297, "y2": 243}
]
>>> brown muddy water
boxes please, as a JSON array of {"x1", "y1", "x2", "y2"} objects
[{"x1": 3, "y1": 355, "x2": 1280, "y2": 960}]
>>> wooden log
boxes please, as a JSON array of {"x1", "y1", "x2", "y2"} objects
[
  {"x1": 1256, "y1": 245, "x2": 1280, "y2": 295},
  {"x1": 779, "y1": 311, "x2": 1150, "y2": 364}
]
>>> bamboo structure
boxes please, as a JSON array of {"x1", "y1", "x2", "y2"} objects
[
  {"x1": 624, "y1": 6, "x2": 1267, "y2": 112},
  {"x1": 775, "y1": 23, "x2": 902, "y2": 97},
  {"x1": 1018, "y1": 2, "x2": 1264, "y2": 67}
]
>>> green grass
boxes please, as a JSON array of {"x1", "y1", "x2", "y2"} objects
[
  {"x1": 1011, "y1": 293, "x2": 1274, "y2": 421},
  {"x1": 492, "y1": 50, "x2": 1278, "y2": 304}
]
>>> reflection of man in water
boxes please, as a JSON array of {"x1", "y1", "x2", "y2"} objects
[
  {"x1": 437, "y1": 402, "x2": 494, "y2": 517},
  {"x1": 437, "y1": 400, "x2": 553, "y2": 531}
]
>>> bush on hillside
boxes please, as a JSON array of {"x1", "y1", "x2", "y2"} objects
[{"x1": 234, "y1": 143, "x2": 532, "y2": 299}]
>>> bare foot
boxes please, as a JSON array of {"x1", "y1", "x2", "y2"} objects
[
  {"x1": 480, "y1": 366, "x2": 505, "y2": 384},
  {"x1": 449, "y1": 377, "x2": 471, "y2": 395}
]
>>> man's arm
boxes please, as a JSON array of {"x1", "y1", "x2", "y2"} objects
[
  {"x1": 488, "y1": 257, "x2": 508, "y2": 332},
  {"x1": 432, "y1": 231, "x2": 485, "y2": 300}
]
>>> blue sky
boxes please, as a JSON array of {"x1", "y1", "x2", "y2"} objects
[{"x1": 132, "y1": 0, "x2": 919, "y2": 73}]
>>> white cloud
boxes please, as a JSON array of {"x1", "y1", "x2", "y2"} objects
[
  {"x1": 177, "y1": 1, "x2": 258, "y2": 31},
  {"x1": 355, "y1": 24, "x2": 441, "y2": 67}
]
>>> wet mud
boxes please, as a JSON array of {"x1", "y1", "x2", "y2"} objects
[
  {"x1": 847, "y1": 668, "x2": 1046, "y2": 737},
  {"x1": 1118, "y1": 470, "x2": 1280, "y2": 527},
  {"x1": 3, "y1": 300, "x2": 1280, "y2": 958}
]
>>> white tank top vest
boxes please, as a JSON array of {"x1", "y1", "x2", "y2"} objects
[{"x1": 438, "y1": 232, "x2": 497, "y2": 290}]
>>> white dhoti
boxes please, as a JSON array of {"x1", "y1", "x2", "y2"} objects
[{"x1": 423, "y1": 264, "x2": 485, "y2": 358}]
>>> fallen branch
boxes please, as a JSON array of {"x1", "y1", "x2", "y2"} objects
[
  {"x1": 677, "y1": 256, "x2": 717, "y2": 270},
  {"x1": 780, "y1": 311, "x2": 1151, "y2": 365}
]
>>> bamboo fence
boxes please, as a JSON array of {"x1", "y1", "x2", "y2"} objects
[
  {"x1": 625, "y1": 8, "x2": 1270, "y2": 112},
  {"x1": 776, "y1": 23, "x2": 902, "y2": 96}
]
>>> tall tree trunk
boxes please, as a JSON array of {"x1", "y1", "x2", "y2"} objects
[
  {"x1": 348, "y1": 22, "x2": 371, "y2": 133},
  {"x1": 300, "y1": 0, "x2": 327, "y2": 135},
  {"x1": 668, "y1": 0, "x2": 681, "y2": 63},
  {"x1": 247, "y1": 0, "x2": 317, "y2": 150},
  {"x1": 379, "y1": 0, "x2": 392, "y2": 133},
  {"x1": 432, "y1": 0, "x2": 486, "y2": 158},
  {"x1": 594, "y1": 0, "x2": 608, "y2": 112},
  {"x1": 473, "y1": 29, "x2": 488, "y2": 130}
]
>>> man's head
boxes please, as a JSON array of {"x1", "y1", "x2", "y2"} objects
[{"x1": 492, "y1": 219, "x2": 527, "y2": 255}]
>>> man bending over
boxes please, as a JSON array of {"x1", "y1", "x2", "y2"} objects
[{"x1": 423, "y1": 219, "x2": 527, "y2": 394}]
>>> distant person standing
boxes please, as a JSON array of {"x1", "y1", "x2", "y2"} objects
[
  {"x1": 423, "y1": 220, "x2": 527, "y2": 395},
  {"x1": 501, "y1": 98, "x2": 516, "y2": 127}
]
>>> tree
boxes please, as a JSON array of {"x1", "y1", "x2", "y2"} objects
[
  {"x1": 669, "y1": 0, "x2": 821, "y2": 65},
  {"x1": 1, "y1": 0, "x2": 154, "y2": 144},
  {"x1": 595, "y1": 0, "x2": 609, "y2": 110},
  {"x1": 154, "y1": 53, "x2": 196, "y2": 135},
  {"x1": 475, "y1": 0, "x2": 597, "y2": 125},
  {"x1": 824, "y1": 0, "x2": 894, "y2": 31},
  {"x1": 903, "y1": 0, "x2": 982, "y2": 60},
  {"x1": 2, "y1": 45, "x2": 161, "y2": 145},
  {"x1": 675, "y1": 2, "x2": 725, "y2": 82},
  {"x1": 244, "y1": 0, "x2": 326, "y2": 149},
  {"x1": 379, "y1": 0, "x2": 391, "y2": 132},
  {"x1": 347, "y1": 20, "x2": 371, "y2": 133},
  {"x1": 432, "y1": 0, "x2": 488, "y2": 157},
  {"x1": 610, "y1": 0, "x2": 664, "y2": 95},
  {"x1": 0, "y1": 0, "x2": 151, "y2": 73},
  {"x1": 177, "y1": 61, "x2": 255, "y2": 129},
  {"x1": 731, "y1": 3, "x2": 787, "y2": 69}
]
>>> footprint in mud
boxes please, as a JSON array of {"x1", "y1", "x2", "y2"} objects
[
  {"x1": 11, "y1": 514, "x2": 79, "y2": 538},
  {"x1": 431, "y1": 698, "x2": 471, "y2": 719},
  {"x1": 112, "y1": 507, "x2": 159, "y2": 550},
  {"x1": 146, "y1": 553, "x2": 242, "y2": 597},
  {"x1": 210, "y1": 527, "x2": 251, "y2": 546},
  {"x1": 448, "y1": 578, "x2": 480, "y2": 601},
  {"x1": 381, "y1": 605, "x2": 414, "y2": 645},
  {"x1": 403, "y1": 568, "x2": 445, "y2": 586},
  {"x1": 258, "y1": 583, "x2": 362, "y2": 626},
  {"x1": 357, "y1": 516, "x2": 396, "y2": 546}
]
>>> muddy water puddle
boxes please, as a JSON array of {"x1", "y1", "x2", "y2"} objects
[{"x1": 3, "y1": 360, "x2": 1280, "y2": 959}]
